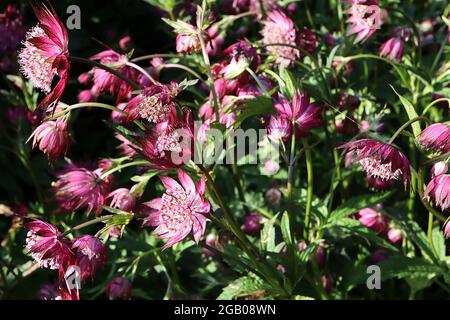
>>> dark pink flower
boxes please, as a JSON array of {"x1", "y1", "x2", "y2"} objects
[
  {"x1": 72, "y1": 235, "x2": 107, "y2": 280},
  {"x1": 261, "y1": 10, "x2": 299, "y2": 66},
  {"x1": 106, "y1": 277, "x2": 131, "y2": 300},
  {"x1": 338, "y1": 92, "x2": 360, "y2": 111},
  {"x1": 29, "y1": 117, "x2": 71, "y2": 160},
  {"x1": 418, "y1": 123, "x2": 450, "y2": 155},
  {"x1": 296, "y1": 27, "x2": 317, "y2": 57},
  {"x1": 53, "y1": 164, "x2": 113, "y2": 214},
  {"x1": 124, "y1": 82, "x2": 179, "y2": 124},
  {"x1": 324, "y1": 32, "x2": 337, "y2": 47},
  {"x1": 379, "y1": 37, "x2": 404, "y2": 62},
  {"x1": 90, "y1": 49, "x2": 139, "y2": 103},
  {"x1": 220, "y1": 40, "x2": 260, "y2": 81},
  {"x1": 424, "y1": 174, "x2": 450, "y2": 211},
  {"x1": 321, "y1": 275, "x2": 333, "y2": 294},
  {"x1": 370, "y1": 249, "x2": 388, "y2": 263},
  {"x1": 341, "y1": 139, "x2": 411, "y2": 189},
  {"x1": 344, "y1": 0, "x2": 383, "y2": 44},
  {"x1": 38, "y1": 282, "x2": 60, "y2": 300},
  {"x1": 25, "y1": 220, "x2": 72, "y2": 270},
  {"x1": 18, "y1": 5, "x2": 70, "y2": 109},
  {"x1": 241, "y1": 211, "x2": 262, "y2": 236},
  {"x1": 107, "y1": 187, "x2": 138, "y2": 212},
  {"x1": 77, "y1": 89, "x2": 96, "y2": 103},
  {"x1": 273, "y1": 91, "x2": 322, "y2": 138},
  {"x1": 358, "y1": 208, "x2": 388, "y2": 233},
  {"x1": 0, "y1": 5, "x2": 25, "y2": 53},
  {"x1": 143, "y1": 170, "x2": 210, "y2": 249},
  {"x1": 387, "y1": 227, "x2": 403, "y2": 244}
]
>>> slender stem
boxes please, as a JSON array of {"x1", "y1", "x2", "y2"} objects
[
  {"x1": 245, "y1": 67, "x2": 269, "y2": 97},
  {"x1": 131, "y1": 53, "x2": 181, "y2": 63},
  {"x1": 161, "y1": 63, "x2": 204, "y2": 80},
  {"x1": 126, "y1": 61, "x2": 158, "y2": 84},
  {"x1": 100, "y1": 160, "x2": 150, "y2": 179},
  {"x1": 422, "y1": 98, "x2": 450, "y2": 115},
  {"x1": 68, "y1": 56, "x2": 140, "y2": 90},
  {"x1": 427, "y1": 212, "x2": 434, "y2": 244},
  {"x1": 287, "y1": 129, "x2": 297, "y2": 237},
  {"x1": 59, "y1": 215, "x2": 113, "y2": 238},
  {"x1": 302, "y1": 138, "x2": 314, "y2": 240},
  {"x1": 304, "y1": 0, "x2": 316, "y2": 29},
  {"x1": 388, "y1": 116, "x2": 430, "y2": 145}
]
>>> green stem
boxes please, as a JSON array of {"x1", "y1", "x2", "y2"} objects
[
  {"x1": 388, "y1": 116, "x2": 430, "y2": 145},
  {"x1": 100, "y1": 160, "x2": 150, "y2": 179},
  {"x1": 427, "y1": 211, "x2": 434, "y2": 244},
  {"x1": 287, "y1": 130, "x2": 297, "y2": 237},
  {"x1": 245, "y1": 67, "x2": 269, "y2": 97},
  {"x1": 59, "y1": 215, "x2": 113, "y2": 238},
  {"x1": 422, "y1": 98, "x2": 450, "y2": 115},
  {"x1": 125, "y1": 61, "x2": 158, "y2": 84},
  {"x1": 302, "y1": 138, "x2": 314, "y2": 240}
]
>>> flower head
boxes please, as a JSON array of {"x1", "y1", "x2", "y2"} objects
[
  {"x1": 344, "y1": 0, "x2": 383, "y2": 44},
  {"x1": 25, "y1": 220, "x2": 72, "y2": 270},
  {"x1": 241, "y1": 211, "x2": 262, "y2": 236},
  {"x1": 107, "y1": 187, "x2": 138, "y2": 212},
  {"x1": 176, "y1": 33, "x2": 201, "y2": 54},
  {"x1": 358, "y1": 207, "x2": 388, "y2": 233},
  {"x1": 387, "y1": 227, "x2": 403, "y2": 244},
  {"x1": 72, "y1": 235, "x2": 107, "y2": 280},
  {"x1": 53, "y1": 164, "x2": 113, "y2": 214},
  {"x1": 341, "y1": 139, "x2": 411, "y2": 189},
  {"x1": 221, "y1": 40, "x2": 260, "y2": 80},
  {"x1": 444, "y1": 221, "x2": 450, "y2": 239},
  {"x1": 143, "y1": 170, "x2": 210, "y2": 249},
  {"x1": 424, "y1": 174, "x2": 450, "y2": 211},
  {"x1": 106, "y1": 277, "x2": 131, "y2": 300},
  {"x1": 418, "y1": 123, "x2": 450, "y2": 155},
  {"x1": 29, "y1": 117, "x2": 71, "y2": 160},
  {"x1": 379, "y1": 37, "x2": 404, "y2": 62},
  {"x1": 431, "y1": 162, "x2": 448, "y2": 178},
  {"x1": 18, "y1": 5, "x2": 70, "y2": 108}
]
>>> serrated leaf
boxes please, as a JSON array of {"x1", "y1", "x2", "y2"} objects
[
  {"x1": 378, "y1": 256, "x2": 441, "y2": 281},
  {"x1": 431, "y1": 227, "x2": 446, "y2": 260},
  {"x1": 217, "y1": 275, "x2": 267, "y2": 300}
]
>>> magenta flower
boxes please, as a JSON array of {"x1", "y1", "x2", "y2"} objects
[
  {"x1": 29, "y1": 117, "x2": 71, "y2": 160},
  {"x1": 379, "y1": 37, "x2": 404, "y2": 62},
  {"x1": 115, "y1": 133, "x2": 140, "y2": 157},
  {"x1": 418, "y1": 123, "x2": 450, "y2": 155},
  {"x1": 273, "y1": 91, "x2": 322, "y2": 138},
  {"x1": 72, "y1": 235, "x2": 107, "y2": 280},
  {"x1": 341, "y1": 139, "x2": 411, "y2": 189},
  {"x1": 107, "y1": 187, "x2": 138, "y2": 212},
  {"x1": 38, "y1": 282, "x2": 60, "y2": 300},
  {"x1": 139, "y1": 110, "x2": 193, "y2": 169},
  {"x1": 124, "y1": 82, "x2": 179, "y2": 124},
  {"x1": 25, "y1": 220, "x2": 72, "y2": 270},
  {"x1": 387, "y1": 227, "x2": 403, "y2": 244},
  {"x1": 261, "y1": 10, "x2": 299, "y2": 66},
  {"x1": 90, "y1": 49, "x2": 139, "y2": 103},
  {"x1": 18, "y1": 5, "x2": 70, "y2": 109},
  {"x1": 220, "y1": 40, "x2": 260, "y2": 81},
  {"x1": 241, "y1": 211, "x2": 262, "y2": 236},
  {"x1": 358, "y1": 208, "x2": 388, "y2": 233},
  {"x1": 106, "y1": 277, "x2": 132, "y2": 300},
  {"x1": 267, "y1": 115, "x2": 291, "y2": 141},
  {"x1": 424, "y1": 174, "x2": 450, "y2": 211},
  {"x1": 296, "y1": 27, "x2": 317, "y2": 57},
  {"x1": 143, "y1": 170, "x2": 210, "y2": 249},
  {"x1": 444, "y1": 221, "x2": 450, "y2": 239},
  {"x1": 370, "y1": 249, "x2": 388, "y2": 263},
  {"x1": 0, "y1": 5, "x2": 25, "y2": 53},
  {"x1": 344, "y1": 0, "x2": 383, "y2": 44},
  {"x1": 53, "y1": 164, "x2": 113, "y2": 214}
]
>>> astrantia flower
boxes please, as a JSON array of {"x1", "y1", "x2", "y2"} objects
[
  {"x1": 143, "y1": 170, "x2": 210, "y2": 249},
  {"x1": 379, "y1": 37, "x2": 404, "y2": 62},
  {"x1": 267, "y1": 115, "x2": 291, "y2": 141},
  {"x1": 90, "y1": 50, "x2": 139, "y2": 103},
  {"x1": 296, "y1": 27, "x2": 317, "y2": 57},
  {"x1": 241, "y1": 212, "x2": 262, "y2": 236},
  {"x1": 262, "y1": 10, "x2": 299, "y2": 66},
  {"x1": 220, "y1": 40, "x2": 260, "y2": 80},
  {"x1": 72, "y1": 235, "x2": 107, "y2": 280},
  {"x1": 124, "y1": 82, "x2": 179, "y2": 123},
  {"x1": 0, "y1": 5, "x2": 25, "y2": 53},
  {"x1": 344, "y1": 0, "x2": 383, "y2": 44},
  {"x1": 18, "y1": 5, "x2": 70, "y2": 108},
  {"x1": 107, "y1": 187, "x2": 138, "y2": 212},
  {"x1": 424, "y1": 174, "x2": 450, "y2": 211},
  {"x1": 25, "y1": 220, "x2": 72, "y2": 270},
  {"x1": 387, "y1": 227, "x2": 403, "y2": 244},
  {"x1": 341, "y1": 139, "x2": 411, "y2": 189},
  {"x1": 431, "y1": 162, "x2": 448, "y2": 178},
  {"x1": 444, "y1": 221, "x2": 450, "y2": 239},
  {"x1": 53, "y1": 165, "x2": 113, "y2": 214},
  {"x1": 418, "y1": 123, "x2": 450, "y2": 155},
  {"x1": 38, "y1": 282, "x2": 60, "y2": 300},
  {"x1": 139, "y1": 110, "x2": 193, "y2": 169},
  {"x1": 29, "y1": 117, "x2": 71, "y2": 160},
  {"x1": 106, "y1": 277, "x2": 131, "y2": 300},
  {"x1": 176, "y1": 33, "x2": 202, "y2": 54},
  {"x1": 358, "y1": 208, "x2": 388, "y2": 233},
  {"x1": 273, "y1": 91, "x2": 322, "y2": 137}
]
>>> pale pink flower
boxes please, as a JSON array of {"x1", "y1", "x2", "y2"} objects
[
  {"x1": 358, "y1": 208, "x2": 388, "y2": 233},
  {"x1": 143, "y1": 170, "x2": 210, "y2": 249},
  {"x1": 424, "y1": 174, "x2": 450, "y2": 211},
  {"x1": 107, "y1": 187, "x2": 138, "y2": 212},
  {"x1": 344, "y1": 0, "x2": 382, "y2": 44},
  {"x1": 72, "y1": 235, "x2": 107, "y2": 280},
  {"x1": 379, "y1": 37, "x2": 404, "y2": 62},
  {"x1": 387, "y1": 228, "x2": 403, "y2": 244},
  {"x1": 431, "y1": 162, "x2": 448, "y2": 178}
]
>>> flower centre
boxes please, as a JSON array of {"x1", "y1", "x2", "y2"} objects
[
  {"x1": 359, "y1": 157, "x2": 402, "y2": 181},
  {"x1": 137, "y1": 94, "x2": 170, "y2": 123}
]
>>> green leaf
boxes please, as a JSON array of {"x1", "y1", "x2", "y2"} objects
[
  {"x1": 260, "y1": 213, "x2": 278, "y2": 252},
  {"x1": 278, "y1": 65, "x2": 296, "y2": 98},
  {"x1": 431, "y1": 227, "x2": 446, "y2": 260},
  {"x1": 280, "y1": 211, "x2": 292, "y2": 245},
  {"x1": 378, "y1": 256, "x2": 441, "y2": 281},
  {"x1": 397, "y1": 220, "x2": 437, "y2": 263},
  {"x1": 217, "y1": 275, "x2": 268, "y2": 300},
  {"x1": 328, "y1": 191, "x2": 393, "y2": 222},
  {"x1": 390, "y1": 85, "x2": 422, "y2": 138},
  {"x1": 234, "y1": 96, "x2": 274, "y2": 128}
]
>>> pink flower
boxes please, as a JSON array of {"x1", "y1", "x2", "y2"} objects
[
  {"x1": 379, "y1": 37, "x2": 404, "y2": 62},
  {"x1": 267, "y1": 115, "x2": 291, "y2": 141},
  {"x1": 431, "y1": 162, "x2": 448, "y2": 178},
  {"x1": 29, "y1": 117, "x2": 71, "y2": 160},
  {"x1": 444, "y1": 221, "x2": 450, "y2": 239},
  {"x1": 237, "y1": 75, "x2": 272, "y2": 100},
  {"x1": 424, "y1": 174, "x2": 450, "y2": 211},
  {"x1": 124, "y1": 82, "x2": 179, "y2": 123},
  {"x1": 264, "y1": 159, "x2": 280, "y2": 175},
  {"x1": 321, "y1": 275, "x2": 333, "y2": 294},
  {"x1": 176, "y1": 33, "x2": 202, "y2": 54},
  {"x1": 77, "y1": 89, "x2": 96, "y2": 103},
  {"x1": 338, "y1": 92, "x2": 360, "y2": 111},
  {"x1": 72, "y1": 235, "x2": 107, "y2": 280},
  {"x1": 341, "y1": 139, "x2": 411, "y2": 190},
  {"x1": 115, "y1": 133, "x2": 140, "y2": 157},
  {"x1": 265, "y1": 188, "x2": 282, "y2": 206},
  {"x1": 344, "y1": 0, "x2": 382, "y2": 44},
  {"x1": 139, "y1": 110, "x2": 193, "y2": 169},
  {"x1": 273, "y1": 91, "x2": 322, "y2": 138},
  {"x1": 418, "y1": 123, "x2": 450, "y2": 155},
  {"x1": 106, "y1": 277, "x2": 132, "y2": 300},
  {"x1": 25, "y1": 220, "x2": 73, "y2": 270},
  {"x1": 387, "y1": 228, "x2": 403, "y2": 244},
  {"x1": 261, "y1": 10, "x2": 299, "y2": 66},
  {"x1": 297, "y1": 27, "x2": 317, "y2": 57},
  {"x1": 358, "y1": 208, "x2": 388, "y2": 233},
  {"x1": 220, "y1": 40, "x2": 260, "y2": 80},
  {"x1": 0, "y1": 5, "x2": 25, "y2": 53},
  {"x1": 107, "y1": 187, "x2": 138, "y2": 212},
  {"x1": 143, "y1": 170, "x2": 210, "y2": 249},
  {"x1": 241, "y1": 212, "x2": 262, "y2": 236},
  {"x1": 18, "y1": 5, "x2": 70, "y2": 109},
  {"x1": 53, "y1": 164, "x2": 113, "y2": 214},
  {"x1": 119, "y1": 35, "x2": 133, "y2": 52},
  {"x1": 90, "y1": 50, "x2": 139, "y2": 103}
]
